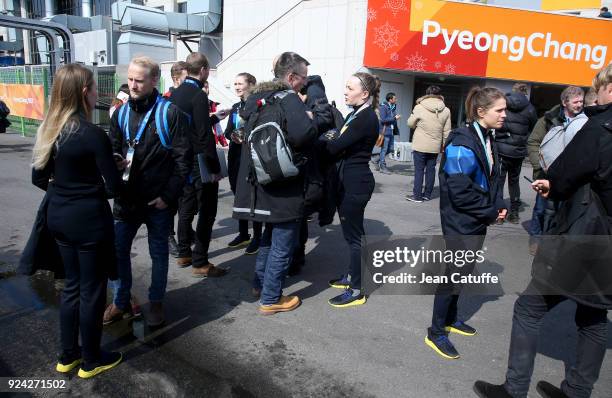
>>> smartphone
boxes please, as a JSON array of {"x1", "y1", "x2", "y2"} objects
[{"x1": 523, "y1": 176, "x2": 533, "y2": 183}]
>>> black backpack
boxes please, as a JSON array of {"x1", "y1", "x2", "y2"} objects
[{"x1": 244, "y1": 90, "x2": 299, "y2": 185}]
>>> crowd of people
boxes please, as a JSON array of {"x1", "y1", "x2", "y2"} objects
[{"x1": 20, "y1": 47, "x2": 611, "y2": 397}]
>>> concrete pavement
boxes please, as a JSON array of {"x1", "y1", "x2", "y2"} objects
[{"x1": 0, "y1": 132, "x2": 610, "y2": 398}]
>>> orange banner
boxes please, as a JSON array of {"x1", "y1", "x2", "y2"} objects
[
  {"x1": 0, "y1": 84, "x2": 45, "y2": 120},
  {"x1": 364, "y1": 0, "x2": 612, "y2": 86}
]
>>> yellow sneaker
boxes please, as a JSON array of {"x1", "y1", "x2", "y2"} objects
[
  {"x1": 77, "y1": 352, "x2": 122, "y2": 379},
  {"x1": 56, "y1": 357, "x2": 81, "y2": 373}
]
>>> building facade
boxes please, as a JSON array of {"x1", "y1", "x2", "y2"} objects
[{"x1": 216, "y1": 0, "x2": 612, "y2": 141}]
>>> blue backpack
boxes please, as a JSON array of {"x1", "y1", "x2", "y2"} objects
[{"x1": 117, "y1": 96, "x2": 173, "y2": 149}]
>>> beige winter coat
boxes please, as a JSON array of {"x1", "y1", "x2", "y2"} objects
[{"x1": 407, "y1": 95, "x2": 452, "y2": 154}]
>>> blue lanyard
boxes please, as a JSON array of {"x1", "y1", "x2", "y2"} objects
[
  {"x1": 124, "y1": 96, "x2": 160, "y2": 147},
  {"x1": 184, "y1": 79, "x2": 200, "y2": 88},
  {"x1": 233, "y1": 103, "x2": 243, "y2": 129},
  {"x1": 344, "y1": 113, "x2": 357, "y2": 128},
  {"x1": 472, "y1": 122, "x2": 492, "y2": 171}
]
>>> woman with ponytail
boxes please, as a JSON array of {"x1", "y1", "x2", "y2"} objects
[
  {"x1": 325, "y1": 72, "x2": 380, "y2": 308},
  {"x1": 31, "y1": 64, "x2": 122, "y2": 378},
  {"x1": 425, "y1": 86, "x2": 507, "y2": 360}
]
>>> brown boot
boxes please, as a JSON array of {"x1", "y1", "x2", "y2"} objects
[
  {"x1": 103, "y1": 304, "x2": 132, "y2": 325},
  {"x1": 259, "y1": 295, "x2": 301, "y2": 315},
  {"x1": 192, "y1": 263, "x2": 229, "y2": 278},
  {"x1": 148, "y1": 302, "x2": 164, "y2": 327},
  {"x1": 177, "y1": 257, "x2": 192, "y2": 268}
]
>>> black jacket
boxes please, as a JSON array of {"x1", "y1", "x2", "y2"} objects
[
  {"x1": 538, "y1": 103, "x2": 612, "y2": 309},
  {"x1": 21, "y1": 119, "x2": 120, "y2": 279},
  {"x1": 109, "y1": 89, "x2": 192, "y2": 220},
  {"x1": 170, "y1": 76, "x2": 220, "y2": 177},
  {"x1": 325, "y1": 103, "x2": 379, "y2": 195},
  {"x1": 548, "y1": 103, "x2": 612, "y2": 216},
  {"x1": 232, "y1": 80, "x2": 318, "y2": 223},
  {"x1": 495, "y1": 92, "x2": 537, "y2": 158},
  {"x1": 224, "y1": 100, "x2": 245, "y2": 193},
  {"x1": 439, "y1": 124, "x2": 505, "y2": 235}
]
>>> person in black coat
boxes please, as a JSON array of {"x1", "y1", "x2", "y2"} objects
[
  {"x1": 30, "y1": 64, "x2": 122, "y2": 378},
  {"x1": 169, "y1": 52, "x2": 228, "y2": 278},
  {"x1": 107, "y1": 56, "x2": 192, "y2": 327},
  {"x1": 426, "y1": 87, "x2": 507, "y2": 360},
  {"x1": 494, "y1": 83, "x2": 537, "y2": 223},
  {"x1": 475, "y1": 65, "x2": 612, "y2": 398},
  {"x1": 325, "y1": 72, "x2": 380, "y2": 308},
  {"x1": 233, "y1": 52, "x2": 318, "y2": 315},
  {"x1": 223, "y1": 72, "x2": 263, "y2": 255}
]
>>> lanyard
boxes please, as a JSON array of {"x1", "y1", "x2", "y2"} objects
[
  {"x1": 472, "y1": 122, "x2": 492, "y2": 171},
  {"x1": 234, "y1": 103, "x2": 243, "y2": 130},
  {"x1": 124, "y1": 96, "x2": 160, "y2": 147},
  {"x1": 341, "y1": 103, "x2": 370, "y2": 134}
]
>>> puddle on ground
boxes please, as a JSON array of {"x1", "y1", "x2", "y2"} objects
[{"x1": 0, "y1": 267, "x2": 62, "y2": 317}]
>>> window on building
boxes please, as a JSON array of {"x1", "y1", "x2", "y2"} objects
[
  {"x1": 178, "y1": 2, "x2": 188, "y2": 13},
  {"x1": 56, "y1": 0, "x2": 82, "y2": 16},
  {"x1": 93, "y1": 0, "x2": 113, "y2": 17},
  {"x1": 26, "y1": 0, "x2": 46, "y2": 19}
]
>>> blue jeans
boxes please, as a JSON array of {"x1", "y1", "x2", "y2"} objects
[
  {"x1": 528, "y1": 195, "x2": 547, "y2": 236},
  {"x1": 412, "y1": 151, "x2": 438, "y2": 199},
  {"x1": 112, "y1": 207, "x2": 171, "y2": 310},
  {"x1": 252, "y1": 221, "x2": 300, "y2": 305},
  {"x1": 378, "y1": 135, "x2": 394, "y2": 168}
]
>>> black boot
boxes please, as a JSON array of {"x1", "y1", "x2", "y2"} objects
[
  {"x1": 473, "y1": 381, "x2": 512, "y2": 398},
  {"x1": 507, "y1": 210, "x2": 520, "y2": 224},
  {"x1": 536, "y1": 381, "x2": 569, "y2": 398}
]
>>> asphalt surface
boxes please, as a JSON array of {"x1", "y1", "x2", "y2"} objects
[{"x1": 0, "y1": 131, "x2": 610, "y2": 398}]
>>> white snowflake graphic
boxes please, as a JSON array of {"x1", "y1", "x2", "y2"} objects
[
  {"x1": 367, "y1": 8, "x2": 377, "y2": 22},
  {"x1": 384, "y1": 0, "x2": 408, "y2": 17},
  {"x1": 405, "y1": 52, "x2": 427, "y2": 71},
  {"x1": 390, "y1": 52, "x2": 400, "y2": 62},
  {"x1": 373, "y1": 22, "x2": 400, "y2": 53},
  {"x1": 444, "y1": 63, "x2": 457, "y2": 74},
  {"x1": 434, "y1": 61, "x2": 442, "y2": 69}
]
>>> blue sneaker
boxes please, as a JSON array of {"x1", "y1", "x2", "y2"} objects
[
  {"x1": 328, "y1": 275, "x2": 350, "y2": 289},
  {"x1": 425, "y1": 334, "x2": 460, "y2": 359},
  {"x1": 445, "y1": 321, "x2": 477, "y2": 336},
  {"x1": 328, "y1": 288, "x2": 366, "y2": 308}
]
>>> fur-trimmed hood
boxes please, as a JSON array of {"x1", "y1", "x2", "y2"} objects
[
  {"x1": 251, "y1": 79, "x2": 292, "y2": 95},
  {"x1": 241, "y1": 80, "x2": 294, "y2": 120}
]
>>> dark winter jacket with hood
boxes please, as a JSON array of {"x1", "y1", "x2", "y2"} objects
[
  {"x1": 232, "y1": 80, "x2": 318, "y2": 223},
  {"x1": 494, "y1": 92, "x2": 537, "y2": 158},
  {"x1": 439, "y1": 123, "x2": 505, "y2": 236}
]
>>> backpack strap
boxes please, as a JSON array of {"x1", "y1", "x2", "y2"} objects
[
  {"x1": 155, "y1": 97, "x2": 172, "y2": 150},
  {"x1": 117, "y1": 103, "x2": 129, "y2": 139}
]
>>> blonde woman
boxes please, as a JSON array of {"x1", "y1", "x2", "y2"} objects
[{"x1": 31, "y1": 64, "x2": 122, "y2": 378}]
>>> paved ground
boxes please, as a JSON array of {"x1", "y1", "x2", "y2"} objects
[{"x1": 0, "y1": 131, "x2": 610, "y2": 398}]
